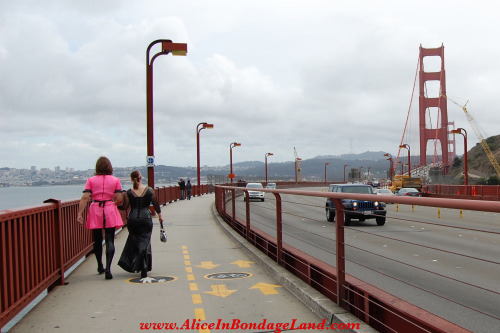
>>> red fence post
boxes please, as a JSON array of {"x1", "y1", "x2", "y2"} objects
[
  {"x1": 231, "y1": 189, "x2": 236, "y2": 227},
  {"x1": 274, "y1": 193, "x2": 283, "y2": 265},
  {"x1": 334, "y1": 198, "x2": 346, "y2": 308},
  {"x1": 244, "y1": 190, "x2": 250, "y2": 240},
  {"x1": 44, "y1": 199, "x2": 65, "y2": 286}
]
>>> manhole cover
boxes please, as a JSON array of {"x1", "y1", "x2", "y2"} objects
[
  {"x1": 205, "y1": 272, "x2": 252, "y2": 280},
  {"x1": 127, "y1": 276, "x2": 177, "y2": 284}
]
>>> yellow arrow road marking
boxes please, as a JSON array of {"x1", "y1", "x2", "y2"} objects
[
  {"x1": 250, "y1": 282, "x2": 282, "y2": 295},
  {"x1": 231, "y1": 260, "x2": 255, "y2": 268},
  {"x1": 196, "y1": 261, "x2": 220, "y2": 269},
  {"x1": 204, "y1": 284, "x2": 237, "y2": 298}
]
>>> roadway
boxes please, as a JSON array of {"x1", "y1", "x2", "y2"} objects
[{"x1": 228, "y1": 188, "x2": 500, "y2": 333}]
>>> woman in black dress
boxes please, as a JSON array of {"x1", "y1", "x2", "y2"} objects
[{"x1": 118, "y1": 170, "x2": 163, "y2": 278}]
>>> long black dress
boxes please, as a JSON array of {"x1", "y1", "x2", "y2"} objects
[{"x1": 118, "y1": 187, "x2": 161, "y2": 275}]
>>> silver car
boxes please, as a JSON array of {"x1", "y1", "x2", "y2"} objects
[
  {"x1": 396, "y1": 188, "x2": 421, "y2": 197},
  {"x1": 244, "y1": 183, "x2": 265, "y2": 201}
]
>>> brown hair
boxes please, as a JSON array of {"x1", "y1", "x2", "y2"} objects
[
  {"x1": 130, "y1": 170, "x2": 141, "y2": 190},
  {"x1": 95, "y1": 156, "x2": 113, "y2": 175}
]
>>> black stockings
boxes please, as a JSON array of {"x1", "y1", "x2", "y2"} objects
[{"x1": 93, "y1": 228, "x2": 116, "y2": 271}]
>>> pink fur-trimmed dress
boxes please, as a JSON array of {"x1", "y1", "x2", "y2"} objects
[{"x1": 83, "y1": 175, "x2": 124, "y2": 229}]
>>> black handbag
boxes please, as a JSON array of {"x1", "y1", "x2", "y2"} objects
[{"x1": 160, "y1": 221, "x2": 167, "y2": 243}]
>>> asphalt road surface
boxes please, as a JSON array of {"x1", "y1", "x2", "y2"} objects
[{"x1": 228, "y1": 189, "x2": 500, "y2": 333}]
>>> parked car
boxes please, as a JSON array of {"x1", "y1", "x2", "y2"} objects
[
  {"x1": 396, "y1": 188, "x2": 421, "y2": 197},
  {"x1": 325, "y1": 184, "x2": 386, "y2": 226},
  {"x1": 266, "y1": 182, "x2": 277, "y2": 189},
  {"x1": 244, "y1": 183, "x2": 265, "y2": 201}
]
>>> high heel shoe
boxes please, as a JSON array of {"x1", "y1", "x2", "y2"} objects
[
  {"x1": 105, "y1": 270, "x2": 113, "y2": 280},
  {"x1": 97, "y1": 267, "x2": 105, "y2": 275},
  {"x1": 141, "y1": 270, "x2": 148, "y2": 278}
]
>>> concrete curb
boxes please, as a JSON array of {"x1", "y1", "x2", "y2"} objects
[{"x1": 211, "y1": 204, "x2": 378, "y2": 333}]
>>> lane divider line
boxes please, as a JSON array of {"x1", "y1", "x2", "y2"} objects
[{"x1": 182, "y1": 245, "x2": 210, "y2": 333}]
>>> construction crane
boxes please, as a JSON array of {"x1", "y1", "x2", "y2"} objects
[
  {"x1": 445, "y1": 95, "x2": 500, "y2": 178},
  {"x1": 294, "y1": 147, "x2": 303, "y2": 182}
]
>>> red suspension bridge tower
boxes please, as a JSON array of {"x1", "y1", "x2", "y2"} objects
[{"x1": 418, "y1": 44, "x2": 453, "y2": 174}]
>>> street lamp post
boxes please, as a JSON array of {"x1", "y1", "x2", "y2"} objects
[
  {"x1": 294, "y1": 158, "x2": 302, "y2": 183},
  {"x1": 196, "y1": 122, "x2": 214, "y2": 196},
  {"x1": 399, "y1": 144, "x2": 411, "y2": 177},
  {"x1": 146, "y1": 39, "x2": 187, "y2": 189},
  {"x1": 343, "y1": 164, "x2": 349, "y2": 183},
  {"x1": 451, "y1": 128, "x2": 468, "y2": 185},
  {"x1": 229, "y1": 142, "x2": 241, "y2": 183},
  {"x1": 384, "y1": 153, "x2": 394, "y2": 181},
  {"x1": 397, "y1": 161, "x2": 403, "y2": 175},
  {"x1": 265, "y1": 153, "x2": 274, "y2": 184},
  {"x1": 324, "y1": 162, "x2": 331, "y2": 183}
]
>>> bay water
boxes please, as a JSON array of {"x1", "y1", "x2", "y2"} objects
[{"x1": 0, "y1": 182, "x2": 180, "y2": 211}]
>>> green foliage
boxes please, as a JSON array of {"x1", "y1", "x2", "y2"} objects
[{"x1": 477, "y1": 175, "x2": 500, "y2": 185}]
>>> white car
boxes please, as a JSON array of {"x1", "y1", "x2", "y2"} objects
[
  {"x1": 376, "y1": 188, "x2": 395, "y2": 203},
  {"x1": 266, "y1": 182, "x2": 277, "y2": 189},
  {"x1": 376, "y1": 188, "x2": 394, "y2": 196},
  {"x1": 244, "y1": 183, "x2": 265, "y2": 201}
]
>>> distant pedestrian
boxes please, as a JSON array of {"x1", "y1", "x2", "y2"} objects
[
  {"x1": 186, "y1": 179, "x2": 192, "y2": 200},
  {"x1": 178, "y1": 178, "x2": 186, "y2": 200},
  {"x1": 77, "y1": 156, "x2": 124, "y2": 280}
]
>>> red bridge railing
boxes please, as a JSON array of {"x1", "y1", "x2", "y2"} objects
[
  {"x1": 0, "y1": 185, "x2": 211, "y2": 331},
  {"x1": 214, "y1": 184, "x2": 500, "y2": 333}
]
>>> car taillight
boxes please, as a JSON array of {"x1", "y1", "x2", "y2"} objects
[{"x1": 405, "y1": 193, "x2": 410, "y2": 196}]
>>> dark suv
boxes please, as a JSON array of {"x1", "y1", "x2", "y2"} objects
[{"x1": 325, "y1": 184, "x2": 386, "y2": 226}]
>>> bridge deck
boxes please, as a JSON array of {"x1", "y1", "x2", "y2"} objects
[{"x1": 6, "y1": 193, "x2": 372, "y2": 333}]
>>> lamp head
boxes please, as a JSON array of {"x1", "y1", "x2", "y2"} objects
[{"x1": 161, "y1": 41, "x2": 188, "y2": 56}]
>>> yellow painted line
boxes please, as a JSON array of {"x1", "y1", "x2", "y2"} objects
[
  {"x1": 194, "y1": 308, "x2": 206, "y2": 320},
  {"x1": 183, "y1": 250, "x2": 189, "y2": 254},
  {"x1": 182, "y1": 245, "x2": 187, "y2": 249},
  {"x1": 204, "y1": 284, "x2": 237, "y2": 298},
  {"x1": 184, "y1": 261, "x2": 191, "y2": 266},
  {"x1": 187, "y1": 274, "x2": 195, "y2": 281},
  {"x1": 184, "y1": 255, "x2": 190, "y2": 260},
  {"x1": 192, "y1": 294, "x2": 202, "y2": 304},
  {"x1": 185, "y1": 267, "x2": 193, "y2": 273},
  {"x1": 196, "y1": 261, "x2": 220, "y2": 269},
  {"x1": 250, "y1": 282, "x2": 282, "y2": 295},
  {"x1": 231, "y1": 260, "x2": 255, "y2": 268},
  {"x1": 189, "y1": 283, "x2": 198, "y2": 291}
]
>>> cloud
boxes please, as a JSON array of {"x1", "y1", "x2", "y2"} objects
[{"x1": 2, "y1": 1, "x2": 500, "y2": 170}]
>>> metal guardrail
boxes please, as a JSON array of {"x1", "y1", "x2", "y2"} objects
[
  {"x1": 1, "y1": 182, "x2": 498, "y2": 332},
  {"x1": 214, "y1": 185, "x2": 500, "y2": 333},
  {"x1": 0, "y1": 185, "x2": 212, "y2": 331},
  {"x1": 424, "y1": 184, "x2": 500, "y2": 200}
]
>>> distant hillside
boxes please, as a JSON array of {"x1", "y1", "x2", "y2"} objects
[
  {"x1": 447, "y1": 134, "x2": 500, "y2": 184},
  {"x1": 314, "y1": 151, "x2": 388, "y2": 161}
]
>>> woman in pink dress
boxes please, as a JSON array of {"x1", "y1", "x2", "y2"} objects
[{"x1": 77, "y1": 156, "x2": 124, "y2": 280}]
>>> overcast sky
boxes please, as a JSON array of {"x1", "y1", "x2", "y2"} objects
[{"x1": 1, "y1": 1, "x2": 499, "y2": 171}]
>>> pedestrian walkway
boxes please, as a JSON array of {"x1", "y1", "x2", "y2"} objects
[{"x1": 7, "y1": 194, "x2": 374, "y2": 333}]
